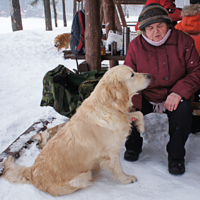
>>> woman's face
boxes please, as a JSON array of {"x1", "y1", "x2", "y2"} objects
[{"x1": 145, "y1": 22, "x2": 168, "y2": 42}]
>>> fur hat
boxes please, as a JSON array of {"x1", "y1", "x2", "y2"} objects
[
  {"x1": 138, "y1": 3, "x2": 172, "y2": 30},
  {"x1": 181, "y1": 3, "x2": 200, "y2": 17},
  {"x1": 190, "y1": 0, "x2": 200, "y2": 4}
]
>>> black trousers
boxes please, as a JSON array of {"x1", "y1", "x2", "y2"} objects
[{"x1": 125, "y1": 97, "x2": 193, "y2": 160}]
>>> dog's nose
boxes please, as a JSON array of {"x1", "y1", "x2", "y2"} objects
[{"x1": 147, "y1": 74, "x2": 151, "y2": 79}]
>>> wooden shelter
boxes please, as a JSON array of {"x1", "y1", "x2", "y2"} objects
[
  {"x1": 72, "y1": 0, "x2": 146, "y2": 71},
  {"x1": 67, "y1": 0, "x2": 200, "y2": 116}
]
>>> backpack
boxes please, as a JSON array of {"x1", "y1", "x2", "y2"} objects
[
  {"x1": 70, "y1": 10, "x2": 85, "y2": 56},
  {"x1": 40, "y1": 65, "x2": 107, "y2": 118}
]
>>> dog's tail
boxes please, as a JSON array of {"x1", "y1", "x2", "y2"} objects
[{"x1": 1, "y1": 156, "x2": 31, "y2": 184}]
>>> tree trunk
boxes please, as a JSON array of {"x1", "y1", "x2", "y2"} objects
[
  {"x1": 85, "y1": 0, "x2": 101, "y2": 71},
  {"x1": 78, "y1": 2, "x2": 80, "y2": 10},
  {"x1": 62, "y1": 0, "x2": 67, "y2": 27},
  {"x1": 73, "y1": 0, "x2": 77, "y2": 18},
  {"x1": 102, "y1": 0, "x2": 118, "y2": 68},
  {"x1": 81, "y1": 1, "x2": 84, "y2": 10},
  {"x1": 52, "y1": 0, "x2": 57, "y2": 27},
  {"x1": 9, "y1": 0, "x2": 23, "y2": 32},
  {"x1": 43, "y1": 0, "x2": 52, "y2": 31}
]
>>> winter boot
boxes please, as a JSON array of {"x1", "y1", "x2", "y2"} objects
[
  {"x1": 168, "y1": 156, "x2": 185, "y2": 175},
  {"x1": 124, "y1": 124, "x2": 143, "y2": 162}
]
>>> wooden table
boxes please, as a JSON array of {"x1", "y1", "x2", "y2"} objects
[{"x1": 63, "y1": 50, "x2": 126, "y2": 61}]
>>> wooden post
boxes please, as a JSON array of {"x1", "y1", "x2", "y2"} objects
[
  {"x1": 85, "y1": 0, "x2": 101, "y2": 71},
  {"x1": 102, "y1": 0, "x2": 118, "y2": 68},
  {"x1": 100, "y1": 1, "x2": 104, "y2": 25}
]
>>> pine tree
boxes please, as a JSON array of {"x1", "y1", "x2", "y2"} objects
[
  {"x1": 9, "y1": 0, "x2": 23, "y2": 31},
  {"x1": 44, "y1": 0, "x2": 52, "y2": 30},
  {"x1": 62, "y1": 0, "x2": 67, "y2": 27},
  {"x1": 31, "y1": 0, "x2": 52, "y2": 30},
  {"x1": 52, "y1": 0, "x2": 57, "y2": 27}
]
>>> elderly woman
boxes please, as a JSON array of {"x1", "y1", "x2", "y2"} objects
[{"x1": 124, "y1": 3, "x2": 200, "y2": 175}]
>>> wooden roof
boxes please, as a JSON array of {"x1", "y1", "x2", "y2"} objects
[
  {"x1": 75, "y1": 0, "x2": 146, "y2": 4},
  {"x1": 119, "y1": 0, "x2": 146, "y2": 4}
]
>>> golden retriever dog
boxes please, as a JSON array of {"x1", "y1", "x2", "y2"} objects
[
  {"x1": 54, "y1": 33, "x2": 70, "y2": 51},
  {"x1": 1, "y1": 65, "x2": 151, "y2": 196}
]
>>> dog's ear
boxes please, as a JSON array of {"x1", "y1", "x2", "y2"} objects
[
  {"x1": 59, "y1": 35, "x2": 63, "y2": 44},
  {"x1": 103, "y1": 75, "x2": 129, "y2": 103},
  {"x1": 112, "y1": 76, "x2": 129, "y2": 102}
]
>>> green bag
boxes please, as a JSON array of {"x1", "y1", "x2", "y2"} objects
[{"x1": 40, "y1": 65, "x2": 107, "y2": 118}]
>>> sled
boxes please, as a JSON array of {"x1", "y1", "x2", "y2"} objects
[{"x1": 0, "y1": 118, "x2": 55, "y2": 176}]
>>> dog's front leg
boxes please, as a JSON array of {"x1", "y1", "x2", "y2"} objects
[
  {"x1": 101, "y1": 154, "x2": 137, "y2": 184},
  {"x1": 128, "y1": 111, "x2": 145, "y2": 133}
]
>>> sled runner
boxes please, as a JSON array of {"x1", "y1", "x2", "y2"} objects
[{"x1": 0, "y1": 118, "x2": 55, "y2": 176}]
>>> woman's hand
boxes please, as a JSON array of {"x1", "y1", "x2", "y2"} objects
[{"x1": 164, "y1": 92, "x2": 182, "y2": 112}]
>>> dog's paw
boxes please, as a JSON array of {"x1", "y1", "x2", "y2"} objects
[
  {"x1": 136, "y1": 123, "x2": 145, "y2": 133},
  {"x1": 7, "y1": 156, "x2": 15, "y2": 163},
  {"x1": 2, "y1": 156, "x2": 15, "y2": 167},
  {"x1": 32, "y1": 133, "x2": 42, "y2": 141},
  {"x1": 121, "y1": 175, "x2": 137, "y2": 184}
]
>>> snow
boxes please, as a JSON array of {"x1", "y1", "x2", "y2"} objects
[{"x1": 0, "y1": 17, "x2": 200, "y2": 200}]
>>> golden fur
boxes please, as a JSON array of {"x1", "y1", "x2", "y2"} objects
[
  {"x1": 32, "y1": 123, "x2": 66, "y2": 149},
  {"x1": 1, "y1": 65, "x2": 151, "y2": 196},
  {"x1": 54, "y1": 33, "x2": 70, "y2": 51}
]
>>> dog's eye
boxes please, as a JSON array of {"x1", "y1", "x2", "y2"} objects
[{"x1": 131, "y1": 73, "x2": 134, "y2": 77}]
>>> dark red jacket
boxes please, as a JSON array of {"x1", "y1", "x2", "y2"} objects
[
  {"x1": 135, "y1": 0, "x2": 182, "y2": 31},
  {"x1": 124, "y1": 28, "x2": 200, "y2": 110}
]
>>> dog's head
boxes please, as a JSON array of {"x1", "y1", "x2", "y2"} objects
[
  {"x1": 54, "y1": 37, "x2": 60, "y2": 48},
  {"x1": 96, "y1": 65, "x2": 151, "y2": 111}
]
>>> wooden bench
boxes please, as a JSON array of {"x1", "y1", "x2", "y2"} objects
[{"x1": 192, "y1": 102, "x2": 200, "y2": 116}]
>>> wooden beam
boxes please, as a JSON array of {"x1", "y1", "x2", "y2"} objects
[
  {"x1": 114, "y1": 7, "x2": 122, "y2": 33},
  {"x1": 114, "y1": 0, "x2": 127, "y2": 27},
  {"x1": 120, "y1": 0, "x2": 146, "y2": 4},
  {"x1": 85, "y1": 0, "x2": 101, "y2": 71}
]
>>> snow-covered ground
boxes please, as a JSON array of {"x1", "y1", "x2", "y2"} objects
[{"x1": 0, "y1": 17, "x2": 200, "y2": 200}]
